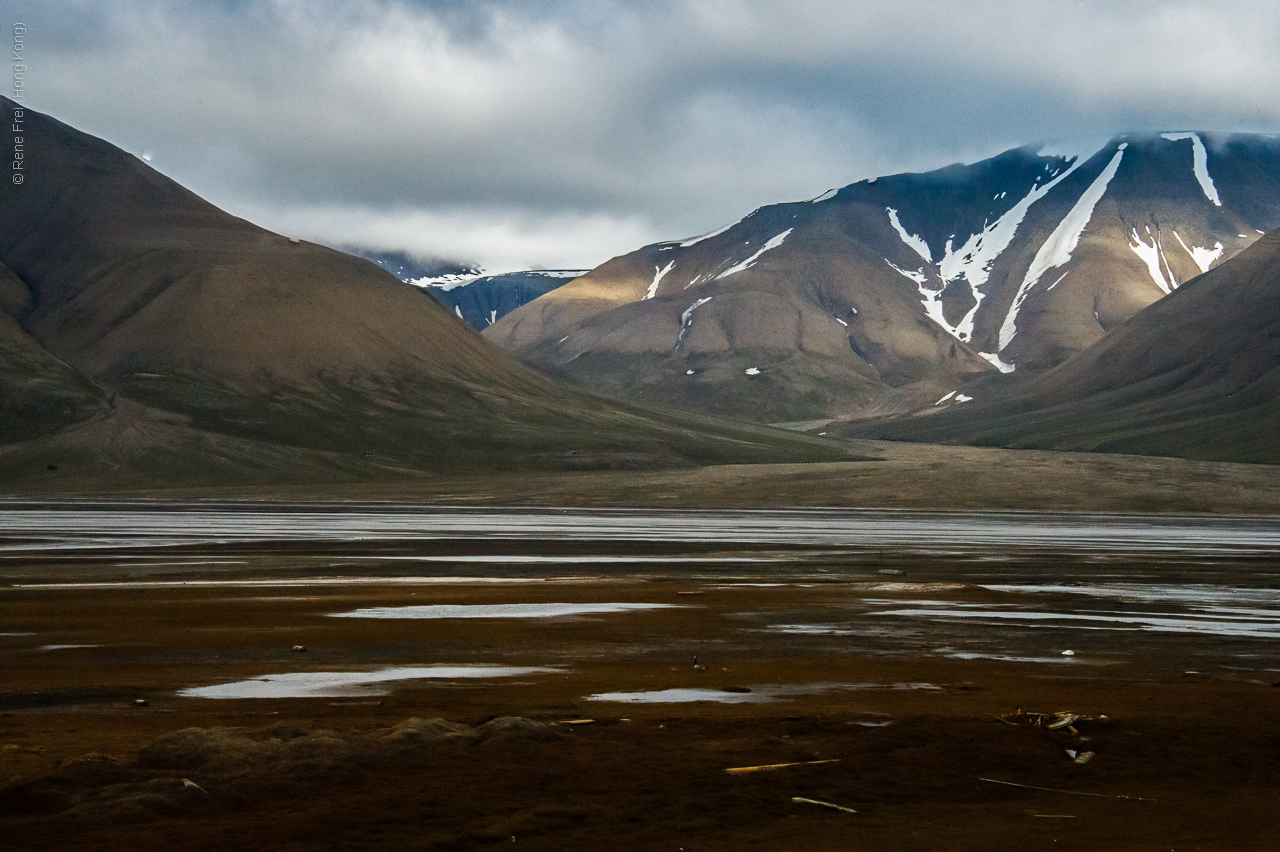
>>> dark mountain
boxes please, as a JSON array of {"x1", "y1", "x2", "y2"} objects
[
  {"x1": 0, "y1": 259, "x2": 107, "y2": 441},
  {"x1": 337, "y1": 248, "x2": 478, "y2": 286},
  {"x1": 339, "y1": 249, "x2": 583, "y2": 332},
  {"x1": 839, "y1": 229, "x2": 1280, "y2": 464},
  {"x1": 486, "y1": 134, "x2": 1280, "y2": 423},
  {"x1": 421, "y1": 270, "x2": 584, "y2": 331},
  {"x1": 0, "y1": 97, "x2": 846, "y2": 486}
]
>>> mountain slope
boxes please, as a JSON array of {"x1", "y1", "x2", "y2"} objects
[
  {"x1": 0, "y1": 97, "x2": 848, "y2": 484},
  {"x1": 486, "y1": 134, "x2": 1280, "y2": 422},
  {"x1": 840, "y1": 229, "x2": 1280, "y2": 463},
  {"x1": 0, "y1": 259, "x2": 109, "y2": 442}
]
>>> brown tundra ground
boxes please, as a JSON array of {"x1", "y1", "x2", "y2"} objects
[{"x1": 1, "y1": 501, "x2": 1277, "y2": 851}]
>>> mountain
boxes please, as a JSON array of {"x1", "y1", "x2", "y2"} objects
[
  {"x1": 838, "y1": 228, "x2": 1280, "y2": 464},
  {"x1": 420, "y1": 270, "x2": 585, "y2": 331},
  {"x1": 339, "y1": 248, "x2": 582, "y2": 332},
  {"x1": 0, "y1": 259, "x2": 108, "y2": 442},
  {"x1": 0, "y1": 97, "x2": 846, "y2": 486},
  {"x1": 485, "y1": 133, "x2": 1280, "y2": 422},
  {"x1": 337, "y1": 248, "x2": 478, "y2": 287}
]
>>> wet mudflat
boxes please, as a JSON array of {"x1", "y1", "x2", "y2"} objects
[{"x1": 1, "y1": 503, "x2": 1278, "y2": 850}]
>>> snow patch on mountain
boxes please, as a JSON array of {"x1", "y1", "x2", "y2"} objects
[
  {"x1": 886, "y1": 208, "x2": 933, "y2": 263},
  {"x1": 999, "y1": 144, "x2": 1127, "y2": 353},
  {"x1": 416, "y1": 272, "x2": 485, "y2": 291},
  {"x1": 1129, "y1": 226, "x2": 1176, "y2": 294},
  {"x1": 716, "y1": 229, "x2": 794, "y2": 279},
  {"x1": 885, "y1": 259, "x2": 928, "y2": 285},
  {"x1": 1173, "y1": 231, "x2": 1224, "y2": 274},
  {"x1": 1162, "y1": 133, "x2": 1222, "y2": 206},
  {"x1": 680, "y1": 220, "x2": 739, "y2": 247},
  {"x1": 646, "y1": 260, "x2": 675, "y2": 300},
  {"x1": 811, "y1": 188, "x2": 839, "y2": 203},
  {"x1": 887, "y1": 259, "x2": 955, "y2": 335},
  {"x1": 676, "y1": 296, "x2": 713, "y2": 350},
  {"x1": 1045, "y1": 271, "x2": 1070, "y2": 291},
  {"x1": 980, "y1": 351, "x2": 1015, "y2": 373},
  {"x1": 931, "y1": 150, "x2": 1092, "y2": 341},
  {"x1": 414, "y1": 269, "x2": 582, "y2": 292},
  {"x1": 1036, "y1": 137, "x2": 1112, "y2": 162}
]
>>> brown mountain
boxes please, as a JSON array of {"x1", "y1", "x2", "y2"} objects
[
  {"x1": 839, "y1": 229, "x2": 1280, "y2": 464},
  {"x1": 486, "y1": 134, "x2": 1280, "y2": 424},
  {"x1": 0, "y1": 97, "x2": 844, "y2": 486}
]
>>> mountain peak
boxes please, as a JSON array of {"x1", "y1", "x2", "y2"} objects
[{"x1": 485, "y1": 131, "x2": 1280, "y2": 424}]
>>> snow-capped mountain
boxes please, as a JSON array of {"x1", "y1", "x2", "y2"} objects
[
  {"x1": 422, "y1": 270, "x2": 586, "y2": 331},
  {"x1": 845, "y1": 228, "x2": 1280, "y2": 464},
  {"x1": 339, "y1": 248, "x2": 584, "y2": 332},
  {"x1": 485, "y1": 133, "x2": 1280, "y2": 422},
  {"x1": 338, "y1": 248, "x2": 478, "y2": 285}
]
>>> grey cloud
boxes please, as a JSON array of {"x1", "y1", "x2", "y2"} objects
[{"x1": 12, "y1": 0, "x2": 1280, "y2": 269}]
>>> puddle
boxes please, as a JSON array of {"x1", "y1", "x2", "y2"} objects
[
  {"x1": 123, "y1": 560, "x2": 248, "y2": 567},
  {"x1": 348, "y1": 556, "x2": 777, "y2": 563},
  {"x1": 587, "y1": 688, "x2": 778, "y2": 704},
  {"x1": 868, "y1": 583, "x2": 967, "y2": 593},
  {"x1": 769, "y1": 624, "x2": 861, "y2": 636},
  {"x1": 180, "y1": 665, "x2": 562, "y2": 699},
  {"x1": 873, "y1": 607, "x2": 1280, "y2": 638},
  {"x1": 709, "y1": 583, "x2": 818, "y2": 588},
  {"x1": 11, "y1": 577, "x2": 587, "y2": 589},
  {"x1": 586, "y1": 682, "x2": 939, "y2": 704},
  {"x1": 980, "y1": 584, "x2": 1280, "y2": 607},
  {"x1": 938, "y1": 651, "x2": 1110, "y2": 664},
  {"x1": 329, "y1": 603, "x2": 686, "y2": 620}
]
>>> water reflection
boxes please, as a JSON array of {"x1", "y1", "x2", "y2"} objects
[
  {"x1": 3, "y1": 502, "x2": 1277, "y2": 555},
  {"x1": 329, "y1": 603, "x2": 685, "y2": 620},
  {"x1": 180, "y1": 665, "x2": 561, "y2": 699},
  {"x1": 587, "y1": 682, "x2": 940, "y2": 704}
]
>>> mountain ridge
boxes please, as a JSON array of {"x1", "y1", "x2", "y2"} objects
[
  {"x1": 0, "y1": 96, "x2": 849, "y2": 486},
  {"x1": 486, "y1": 132, "x2": 1280, "y2": 424},
  {"x1": 838, "y1": 228, "x2": 1280, "y2": 464}
]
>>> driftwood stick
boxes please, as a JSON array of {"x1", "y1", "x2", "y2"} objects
[
  {"x1": 791, "y1": 796, "x2": 857, "y2": 814},
  {"x1": 724, "y1": 758, "x2": 840, "y2": 775},
  {"x1": 979, "y1": 777, "x2": 1156, "y2": 801}
]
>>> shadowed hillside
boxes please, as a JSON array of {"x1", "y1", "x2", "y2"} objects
[
  {"x1": 0, "y1": 97, "x2": 848, "y2": 488},
  {"x1": 838, "y1": 230, "x2": 1280, "y2": 464}
]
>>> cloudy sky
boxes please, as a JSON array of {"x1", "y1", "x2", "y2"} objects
[{"x1": 11, "y1": 0, "x2": 1280, "y2": 272}]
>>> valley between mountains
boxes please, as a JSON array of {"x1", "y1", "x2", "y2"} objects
[{"x1": 2, "y1": 96, "x2": 1278, "y2": 496}]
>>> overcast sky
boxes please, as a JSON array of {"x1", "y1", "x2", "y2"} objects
[{"x1": 10, "y1": 0, "x2": 1280, "y2": 272}]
